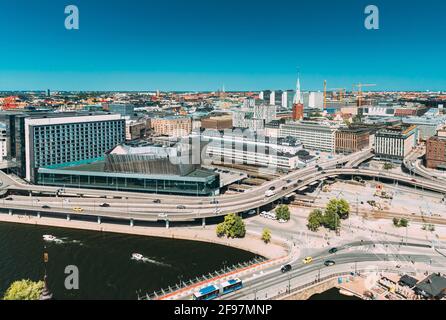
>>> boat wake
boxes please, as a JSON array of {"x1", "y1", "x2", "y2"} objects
[{"x1": 131, "y1": 253, "x2": 171, "y2": 267}]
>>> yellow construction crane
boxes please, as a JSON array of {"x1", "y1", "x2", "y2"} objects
[
  {"x1": 323, "y1": 80, "x2": 327, "y2": 109},
  {"x1": 353, "y1": 83, "x2": 376, "y2": 107}
]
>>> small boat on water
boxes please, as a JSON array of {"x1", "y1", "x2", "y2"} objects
[
  {"x1": 43, "y1": 235, "x2": 63, "y2": 243},
  {"x1": 132, "y1": 253, "x2": 145, "y2": 261}
]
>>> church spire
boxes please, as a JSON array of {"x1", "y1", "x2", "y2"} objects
[{"x1": 294, "y1": 72, "x2": 302, "y2": 104}]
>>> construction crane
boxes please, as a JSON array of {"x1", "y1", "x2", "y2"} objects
[
  {"x1": 323, "y1": 80, "x2": 327, "y2": 109},
  {"x1": 353, "y1": 83, "x2": 376, "y2": 107}
]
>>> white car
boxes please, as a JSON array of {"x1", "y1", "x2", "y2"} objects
[{"x1": 278, "y1": 219, "x2": 288, "y2": 224}]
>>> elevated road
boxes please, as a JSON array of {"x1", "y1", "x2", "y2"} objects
[{"x1": 1, "y1": 148, "x2": 446, "y2": 223}]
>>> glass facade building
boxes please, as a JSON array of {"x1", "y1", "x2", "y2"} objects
[{"x1": 37, "y1": 167, "x2": 220, "y2": 196}]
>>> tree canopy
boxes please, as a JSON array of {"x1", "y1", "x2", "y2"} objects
[
  {"x1": 216, "y1": 213, "x2": 246, "y2": 239},
  {"x1": 261, "y1": 228, "x2": 272, "y2": 244},
  {"x1": 3, "y1": 279, "x2": 44, "y2": 300},
  {"x1": 275, "y1": 205, "x2": 291, "y2": 221}
]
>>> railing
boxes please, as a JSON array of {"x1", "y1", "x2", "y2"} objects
[{"x1": 138, "y1": 256, "x2": 267, "y2": 300}]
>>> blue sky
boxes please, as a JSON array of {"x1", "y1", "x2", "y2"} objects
[{"x1": 0, "y1": 0, "x2": 445, "y2": 91}]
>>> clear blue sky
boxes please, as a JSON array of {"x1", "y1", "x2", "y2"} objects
[{"x1": 1, "y1": 0, "x2": 445, "y2": 91}]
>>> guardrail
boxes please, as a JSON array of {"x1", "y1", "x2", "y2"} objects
[{"x1": 138, "y1": 256, "x2": 268, "y2": 300}]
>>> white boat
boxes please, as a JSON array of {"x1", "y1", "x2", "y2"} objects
[
  {"x1": 43, "y1": 235, "x2": 63, "y2": 243},
  {"x1": 132, "y1": 253, "x2": 145, "y2": 261}
]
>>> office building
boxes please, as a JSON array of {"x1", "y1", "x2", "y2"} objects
[
  {"x1": 374, "y1": 125, "x2": 418, "y2": 163},
  {"x1": 426, "y1": 128, "x2": 446, "y2": 170},
  {"x1": 201, "y1": 130, "x2": 304, "y2": 171},
  {"x1": 151, "y1": 116, "x2": 192, "y2": 137},
  {"x1": 8, "y1": 112, "x2": 125, "y2": 182},
  {"x1": 201, "y1": 115, "x2": 233, "y2": 130},
  {"x1": 279, "y1": 121, "x2": 339, "y2": 152},
  {"x1": 335, "y1": 127, "x2": 371, "y2": 154}
]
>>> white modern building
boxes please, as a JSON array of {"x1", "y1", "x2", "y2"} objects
[
  {"x1": 201, "y1": 130, "x2": 304, "y2": 171},
  {"x1": 279, "y1": 121, "x2": 339, "y2": 153}
]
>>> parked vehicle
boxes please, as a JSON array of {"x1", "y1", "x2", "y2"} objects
[
  {"x1": 100, "y1": 203, "x2": 110, "y2": 208},
  {"x1": 303, "y1": 257, "x2": 313, "y2": 264},
  {"x1": 324, "y1": 260, "x2": 336, "y2": 267}
]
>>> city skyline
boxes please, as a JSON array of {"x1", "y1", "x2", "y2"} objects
[{"x1": 1, "y1": 0, "x2": 446, "y2": 91}]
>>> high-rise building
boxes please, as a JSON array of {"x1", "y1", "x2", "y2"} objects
[
  {"x1": 9, "y1": 112, "x2": 126, "y2": 182},
  {"x1": 281, "y1": 90, "x2": 295, "y2": 109}
]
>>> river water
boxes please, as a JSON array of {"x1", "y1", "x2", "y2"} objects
[{"x1": 0, "y1": 222, "x2": 257, "y2": 300}]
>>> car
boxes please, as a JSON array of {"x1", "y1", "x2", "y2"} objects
[
  {"x1": 246, "y1": 210, "x2": 256, "y2": 216},
  {"x1": 324, "y1": 260, "x2": 336, "y2": 267},
  {"x1": 153, "y1": 199, "x2": 161, "y2": 204},
  {"x1": 5, "y1": 197, "x2": 13, "y2": 201},
  {"x1": 177, "y1": 205, "x2": 186, "y2": 210},
  {"x1": 42, "y1": 205, "x2": 51, "y2": 209},
  {"x1": 329, "y1": 247, "x2": 338, "y2": 254},
  {"x1": 72, "y1": 207, "x2": 84, "y2": 213},
  {"x1": 281, "y1": 264, "x2": 292, "y2": 273},
  {"x1": 286, "y1": 179, "x2": 293, "y2": 184},
  {"x1": 278, "y1": 219, "x2": 288, "y2": 224},
  {"x1": 260, "y1": 211, "x2": 268, "y2": 217},
  {"x1": 100, "y1": 203, "x2": 110, "y2": 208},
  {"x1": 303, "y1": 257, "x2": 313, "y2": 264}
]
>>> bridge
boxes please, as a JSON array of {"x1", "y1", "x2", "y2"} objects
[{"x1": 1, "y1": 148, "x2": 446, "y2": 225}]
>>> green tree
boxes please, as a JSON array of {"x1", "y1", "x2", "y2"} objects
[
  {"x1": 307, "y1": 209, "x2": 324, "y2": 232},
  {"x1": 323, "y1": 209, "x2": 341, "y2": 231},
  {"x1": 326, "y1": 199, "x2": 350, "y2": 220},
  {"x1": 261, "y1": 228, "x2": 272, "y2": 244},
  {"x1": 3, "y1": 279, "x2": 44, "y2": 300},
  {"x1": 275, "y1": 205, "x2": 291, "y2": 221},
  {"x1": 216, "y1": 223, "x2": 226, "y2": 237},
  {"x1": 399, "y1": 218, "x2": 409, "y2": 228},
  {"x1": 383, "y1": 162, "x2": 394, "y2": 170},
  {"x1": 218, "y1": 213, "x2": 246, "y2": 239}
]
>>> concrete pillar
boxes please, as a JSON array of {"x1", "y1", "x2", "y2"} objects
[
  {"x1": 165, "y1": 220, "x2": 170, "y2": 229},
  {"x1": 8, "y1": 209, "x2": 12, "y2": 216},
  {"x1": 202, "y1": 218, "x2": 206, "y2": 228},
  {"x1": 97, "y1": 216, "x2": 101, "y2": 224},
  {"x1": 130, "y1": 219, "x2": 134, "y2": 227},
  {"x1": 37, "y1": 212, "x2": 41, "y2": 219},
  {"x1": 67, "y1": 214, "x2": 71, "y2": 221}
]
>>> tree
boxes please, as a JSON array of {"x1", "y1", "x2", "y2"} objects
[
  {"x1": 261, "y1": 228, "x2": 272, "y2": 244},
  {"x1": 323, "y1": 209, "x2": 341, "y2": 231},
  {"x1": 216, "y1": 223, "x2": 226, "y2": 237},
  {"x1": 326, "y1": 199, "x2": 350, "y2": 220},
  {"x1": 399, "y1": 218, "x2": 409, "y2": 228},
  {"x1": 383, "y1": 162, "x2": 394, "y2": 170},
  {"x1": 216, "y1": 213, "x2": 246, "y2": 239},
  {"x1": 307, "y1": 209, "x2": 324, "y2": 232},
  {"x1": 275, "y1": 205, "x2": 291, "y2": 221},
  {"x1": 393, "y1": 218, "x2": 400, "y2": 227},
  {"x1": 3, "y1": 279, "x2": 44, "y2": 300}
]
